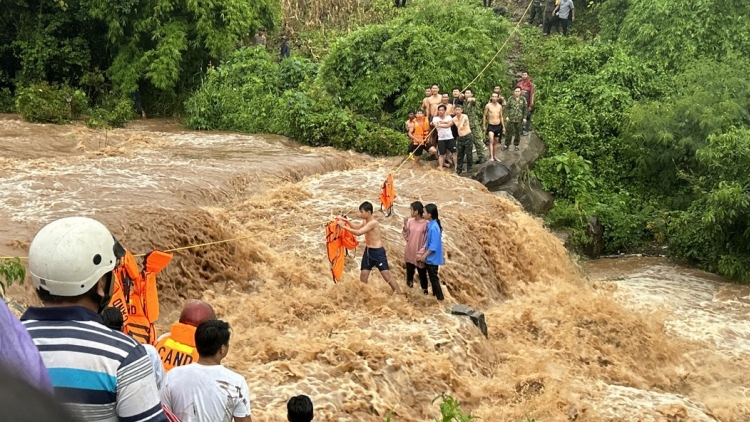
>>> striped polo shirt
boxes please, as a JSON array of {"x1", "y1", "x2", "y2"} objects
[{"x1": 21, "y1": 306, "x2": 167, "y2": 422}]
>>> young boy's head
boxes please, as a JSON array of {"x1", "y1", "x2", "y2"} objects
[
  {"x1": 358, "y1": 201, "x2": 374, "y2": 218},
  {"x1": 287, "y1": 395, "x2": 313, "y2": 422}
]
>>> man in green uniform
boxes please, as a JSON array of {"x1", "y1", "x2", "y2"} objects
[
  {"x1": 528, "y1": 0, "x2": 544, "y2": 26},
  {"x1": 462, "y1": 90, "x2": 486, "y2": 164},
  {"x1": 543, "y1": 0, "x2": 560, "y2": 35},
  {"x1": 503, "y1": 87, "x2": 528, "y2": 151}
]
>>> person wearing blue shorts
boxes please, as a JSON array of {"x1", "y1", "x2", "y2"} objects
[{"x1": 338, "y1": 201, "x2": 403, "y2": 295}]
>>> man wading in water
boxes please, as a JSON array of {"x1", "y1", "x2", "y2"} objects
[{"x1": 339, "y1": 202, "x2": 403, "y2": 295}]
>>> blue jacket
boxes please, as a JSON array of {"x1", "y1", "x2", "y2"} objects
[{"x1": 424, "y1": 220, "x2": 444, "y2": 266}]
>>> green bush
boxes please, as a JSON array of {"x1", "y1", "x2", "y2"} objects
[
  {"x1": 185, "y1": 47, "x2": 408, "y2": 156},
  {"x1": 16, "y1": 82, "x2": 88, "y2": 123},
  {"x1": 87, "y1": 96, "x2": 136, "y2": 129},
  {"x1": 319, "y1": 0, "x2": 510, "y2": 122},
  {"x1": 0, "y1": 88, "x2": 14, "y2": 113},
  {"x1": 0, "y1": 258, "x2": 25, "y2": 297}
]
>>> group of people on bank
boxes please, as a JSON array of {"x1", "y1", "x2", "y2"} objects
[
  {"x1": 405, "y1": 72, "x2": 535, "y2": 174},
  {"x1": 0, "y1": 217, "x2": 315, "y2": 422}
]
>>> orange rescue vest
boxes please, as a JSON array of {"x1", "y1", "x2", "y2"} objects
[
  {"x1": 379, "y1": 173, "x2": 396, "y2": 217},
  {"x1": 111, "y1": 249, "x2": 173, "y2": 345},
  {"x1": 154, "y1": 322, "x2": 199, "y2": 372},
  {"x1": 325, "y1": 217, "x2": 359, "y2": 283}
]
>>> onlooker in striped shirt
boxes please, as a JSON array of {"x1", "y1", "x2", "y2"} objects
[{"x1": 20, "y1": 216, "x2": 166, "y2": 422}]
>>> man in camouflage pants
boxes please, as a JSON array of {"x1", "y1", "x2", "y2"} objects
[
  {"x1": 543, "y1": 0, "x2": 561, "y2": 35},
  {"x1": 528, "y1": 0, "x2": 544, "y2": 26},
  {"x1": 502, "y1": 87, "x2": 527, "y2": 151},
  {"x1": 462, "y1": 89, "x2": 486, "y2": 164}
]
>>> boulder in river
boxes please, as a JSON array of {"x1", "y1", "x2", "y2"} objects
[
  {"x1": 451, "y1": 304, "x2": 488, "y2": 338},
  {"x1": 494, "y1": 176, "x2": 554, "y2": 216},
  {"x1": 583, "y1": 216, "x2": 604, "y2": 258},
  {"x1": 473, "y1": 161, "x2": 511, "y2": 189}
]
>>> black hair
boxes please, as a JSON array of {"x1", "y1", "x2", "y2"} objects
[
  {"x1": 455, "y1": 105, "x2": 463, "y2": 110},
  {"x1": 359, "y1": 201, "x2": 374, "y2": 213},
  {"x1": 416, "y1": 109, "x2": 424, "y2": 114},
  {"x1": 0, "y1": 364, "x2": 77, "y2": 422},
  {"x1": 195, "y1": 320, "x2": 231, "y2": 357},
  {"x1": 514, "y1": 86, "x2": 521, "y2": 91},
  {"x1": 438, "y1": 105, "x2": 446, "y2": 111},
  {"x1": 425, "y1": 203, "x2": 442, "y2": 232},
  {"x1": 452, "y1": 87, "x2": 460, "y2": 91},
  {"x1": 287, "y1": 395, "x2": 314, "y2": 422},
  {"x1": 410, "y1": 201, "x2": 424, "y2": 217},
  {"x1": 101, "y1": 306, "x2": 124, "y2": 331},
  {"x1": 408, "y1": 110, "x2": 416, "y2": 114}
]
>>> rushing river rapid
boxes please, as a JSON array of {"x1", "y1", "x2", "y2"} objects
[{"x1": 1, "y1": 116, "x2": 748, "y2": 421}]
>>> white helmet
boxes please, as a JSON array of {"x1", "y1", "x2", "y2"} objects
[{"x1": 29, "y1": 217, "x2": 123, "y2": 297}]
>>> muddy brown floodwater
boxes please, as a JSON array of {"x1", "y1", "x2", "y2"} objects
[{"x1": 1, "y1": 115, "x2": 748, "y2": 421}]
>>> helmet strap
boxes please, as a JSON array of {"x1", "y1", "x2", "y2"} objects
[{"x1": 97, "y1": 271, "x2": 114, "y2": 314}]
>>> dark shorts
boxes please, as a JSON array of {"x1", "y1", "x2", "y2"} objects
[
  {"x1": 408, "y1": 143, "x2": 424, "y2": 156},
  {"x1": 437, "y1": 138, "x2": 456, "y2": 155},
  {"x1": 487, "y1": 124, "x2": 503, "y2": 137},
  {"x1": 361, "y1": 247, "x2": 390, "y2": 271}
]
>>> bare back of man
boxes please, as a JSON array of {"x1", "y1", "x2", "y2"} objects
[{"x1": 340, "y1": 203, "x2": 403, "y2": 294}]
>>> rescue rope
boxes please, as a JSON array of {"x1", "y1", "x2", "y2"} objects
[{"x1": 0, "y1": 4, "x2": 534, "y2": 262}]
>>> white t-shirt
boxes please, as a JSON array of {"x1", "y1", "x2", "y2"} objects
[
  {"x1": 144, "y1": 344, "x2": 165, "y2": 390},
  {"x1": 161, "y1": 363, "x2": 251, "y2": 422},
  {"x1": 432, "y1": 116, "x2": 454, "y2": 140}
]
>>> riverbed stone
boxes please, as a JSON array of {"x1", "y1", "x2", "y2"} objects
[
  {"x1": 494, "y1": 176, "x2": 554, "y2": 216},
  {"x1": 451, "y1": 304, "x2": 488, "y2": 338},
  {"x1": 584, "y1": 216, "x2": 604, "y2": 258},
  {"x1": 473, "y1": 161, "x2": 511, "y2": 190}
]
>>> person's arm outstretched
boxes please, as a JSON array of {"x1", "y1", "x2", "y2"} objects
[{"x1": 339, "y1": 220, "x2": 375, "y2": 236}]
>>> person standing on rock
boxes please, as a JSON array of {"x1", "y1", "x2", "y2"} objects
[
  {"x1": 421, "y1": 87, "x2": 432, "y2": 114},
  {"x1": 516, "y1": 71, "x2": 535, "y2": 136},
  {"x1": 463, "y1": 90, "x2": 486, "y2": 164},
  {"x1": 418, "y1": 204, "x2": 445, "y2": 300},
  {"x1": 483, "y1": 93, "x2": 505, "y2": 161},
  {"x1": 339, "y1": 202, "x2": 403, "y2": 295},
  {"x1": 503, "y1": 86, "x2": 528, "y2": 151},
  {"x1": 453, "y1": 105, "x2": 474, "y2": 174},
  {"x1": 403, "y1": 201, "x2": 428, "y2": 290},
  {"x1": 432, "y1": 105, "x2": 457, "y2": 171},
  {"x1": 405, "y1": 110, "x2": 416, "y2": 135},
  {"x1": 426, "y1": 84, "x2": 442, "y2": 121}
]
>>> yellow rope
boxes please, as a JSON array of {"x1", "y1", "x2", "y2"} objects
[{"x1": 0, "y1": 4, "x2": 533, "y2": 262}]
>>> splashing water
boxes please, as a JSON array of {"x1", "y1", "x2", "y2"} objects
[{"x1": 1, "y1": 116, "x2": 748, "y2": 421}]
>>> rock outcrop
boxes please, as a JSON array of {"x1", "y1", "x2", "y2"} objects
[
  {"x1": 451, "y1": 304, "x2": 488, "y2": 338},
  {"x1": 474, "y1": 132, "x2": 554, "y2": 215}
]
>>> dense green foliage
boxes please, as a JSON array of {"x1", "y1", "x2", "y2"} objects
[
  {"x1": 525, "y1": 0, "x2": 750, "y2": 280},
  {"x1": 185, "y1": 0, "x2": 510, "y2": 155},
  {"x1": 16, "y1": 82, "x2": 88, "y2": 123},
  {"x1": 0, "y1": 0, "x2": 279, "y2": 115},
  {"x1": 319, "y1": 2, "x2": 509, "y2": 124},
  {"x1": 185, "y1": 48, "x2": 406, "y2": 155}
]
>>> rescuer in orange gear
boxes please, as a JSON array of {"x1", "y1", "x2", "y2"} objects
[{"x1": 154, "y1": 300, "x2": 216, "y2": 372}]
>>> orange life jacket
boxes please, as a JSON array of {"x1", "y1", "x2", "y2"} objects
[
  {"x1": 325, "y1": 217, "x2": 359, "y2": 283},
  {"x1": 111, "y1": 249, "x2": 173, "y2": 345},
  {"x1": 154, "y1": 322, "x2": 199, "y2": 372},
  {"x1": 379, "y1": 173, "x2": 396, "y2": 217},
  {"x1": 412, "y1": 117, "x2": 431, "y2": 145}
]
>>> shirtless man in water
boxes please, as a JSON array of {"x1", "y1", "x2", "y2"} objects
[
  {"x1": 483, "y1": 93, "x2": 505, "y2": 161},
  {"x1": 339, "y1": 202, "x2": 403, "y2": 294}
]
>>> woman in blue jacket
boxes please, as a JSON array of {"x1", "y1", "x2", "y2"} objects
[{"x1": 418, "y1": 203, "x2": 445, "y2": 301}]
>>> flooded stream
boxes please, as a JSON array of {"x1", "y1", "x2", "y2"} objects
[{"x1": 1, "y1": 115, "x2": 748, "y2": 421}]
